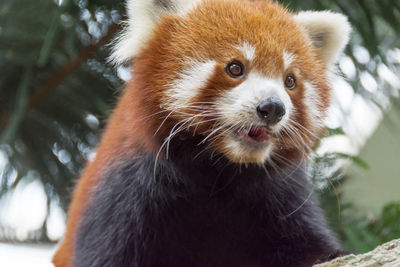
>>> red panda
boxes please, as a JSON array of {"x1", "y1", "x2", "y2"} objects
[{"x1": 53, "y1": 0, "x2": 351, "y2": 266}]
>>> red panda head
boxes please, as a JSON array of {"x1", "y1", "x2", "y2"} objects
[{"x1": 112, "y1": 0, "x2": 351, "y2": 164}]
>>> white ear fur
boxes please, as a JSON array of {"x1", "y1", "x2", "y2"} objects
[
  {"x1": 110, "y1": 0, "x2": 201, "y2": 64},
  {"x1": 294, "y1": 11, "x2": 351, "y2": 66}
]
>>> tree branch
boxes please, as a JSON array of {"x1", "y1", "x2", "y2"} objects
[{"x1": 0, "y1": 23, "x2": 120, "y2": 133}]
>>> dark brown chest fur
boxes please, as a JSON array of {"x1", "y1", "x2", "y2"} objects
[{"x1": 75, "y1": 139, "x2": 341, "y2": 267}]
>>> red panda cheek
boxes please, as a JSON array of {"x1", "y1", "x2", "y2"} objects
[
  {"x1": 189, "y1": 63, "x2": 245, "y2": 105},
  {"x1": 292, "y1": 81, "x2": 328, "y2": 146},
  {"x1": 161, "y1": 60, "x2": 217, "y2": 113}
]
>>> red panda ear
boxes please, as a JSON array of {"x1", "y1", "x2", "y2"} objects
[
  {"x1": 294, "y1": 11, "x2": 351, "y2": 67},
  {"x1": 110, "y1": 0, "x2": 201, "y2": 65}
]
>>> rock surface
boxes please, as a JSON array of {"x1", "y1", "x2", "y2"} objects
[{"x1": 314, "y1": 239, "x2": 400, "y2": 266}]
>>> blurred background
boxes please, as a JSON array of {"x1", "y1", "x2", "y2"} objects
[{"x1": 0, "y1": 0, "x2": 399, "y2": 266}]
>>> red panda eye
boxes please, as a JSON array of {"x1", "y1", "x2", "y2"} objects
[
  {"x1": 285, "y1": 75, "x2": 296, "y2": 90},
  {"x1": 226, "y1": 61, "x2": 245, "y2": 78}
]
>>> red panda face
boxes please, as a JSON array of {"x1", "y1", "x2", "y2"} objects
[{"x1": 115, "y1": 0, "x2": 351, "y2": 164}]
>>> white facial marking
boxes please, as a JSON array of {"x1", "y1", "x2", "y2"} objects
[
  {"x1": 237, "y1": 42, "x2": 256, "y2": 62},
  {"x1": 165, "y1": 60, "x2": 216, "y2": 110},
  {"x1": 283, "y1": 51, "x2": 295, "y2": 70},
  {"x1": 304, "y1": 82, "x2": 323, "y2": 128},
  {"x1": 217, "y1": 72, "x2": 293, "y2": 129},
  {"x1": 216, "y1": 72, "x2": 295, "y2": 162},
  {"x1": 223, "y1": 135, "x2": 274, "y2": 163}
]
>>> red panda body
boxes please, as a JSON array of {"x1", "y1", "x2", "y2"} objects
[{"x1": 53, "y1": 0, "x2": 351, "y2": 266}]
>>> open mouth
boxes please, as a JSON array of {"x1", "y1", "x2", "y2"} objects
[{"x1": 237, "y1": 126, "x2": 270, "y2": 144}]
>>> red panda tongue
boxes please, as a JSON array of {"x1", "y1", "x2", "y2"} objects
[{"x1": 247, "y1": 127, "x2": 269, "y2": 142}]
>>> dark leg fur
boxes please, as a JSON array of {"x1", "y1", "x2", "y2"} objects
[{"x1": 75, "y1": 140, "x2": 342, "y2": 267}]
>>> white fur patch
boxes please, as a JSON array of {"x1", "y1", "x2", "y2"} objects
[
  {"x1": 294, "y1": 11, "x2": 351, "y2": 66},
  {"x1": 215, "y1": 72, "x2": 294, "y2": 162},
  {"x1": 283, "y1": 51, "x2": 295, "y2": 70},
  {"x1": 303, "y1": 82, "x2": 323, "y2": 128},
  {"x1": 223, "y1": 135, "x2": 274, "y2": 163},
  {"x1": 237, "y1": 43, "x2": 256, "y2": 62},
  {"x1": 216, "y1": 72, "x2": 293, "y2": 130},
  {"x1": 164, "y1": 60, "x2": 216, "y2": 111},
  {"x1": 110, "y1": 0, "x2": 201, "y2": 64}
]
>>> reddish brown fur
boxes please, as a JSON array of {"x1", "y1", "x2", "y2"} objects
[
  {"x1": 53, "y1": 1, "x2": 333, "y2": 265},
  {"x1": 52, "y1": 78, "x2": 163, "y2": 266}
]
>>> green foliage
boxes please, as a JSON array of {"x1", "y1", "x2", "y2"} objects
[
  {"x1": 321, "y1": 180, "x2": 400, "y2": 253},
  {"x1": 0, "y1": 0, "x2": 123, "y2": 209},
  {"x1": 323, "y1": 127, "x2": 346, "y2": 138},
  {"x1": 314, "y1": 129, "x2": 399, "y2": 254}
]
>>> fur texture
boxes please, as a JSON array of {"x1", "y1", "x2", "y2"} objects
[
  {"x1": 110, "y1": 0, "x2": 201, "y2": 64},
  {"x1": 294, "y1": 11, "x2": 351, "y2": 66},
  {"x1": 75, "y1": 140, "x2": 340, "y2": 267},
  {"x1": 53, "y1": 0, "x2": 351, "y2": 266}
]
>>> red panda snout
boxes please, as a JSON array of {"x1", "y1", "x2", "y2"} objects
[
  {"x1": 256, "y1": 96, "x2": 286, "y2": 125},
  {"x1": 212, "y1": 71, "x2": 296, "y2": 164}
]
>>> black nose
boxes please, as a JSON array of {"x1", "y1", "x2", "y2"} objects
[{"x1": 256, "y1": 97, "x2": 286, "y2": 125}]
